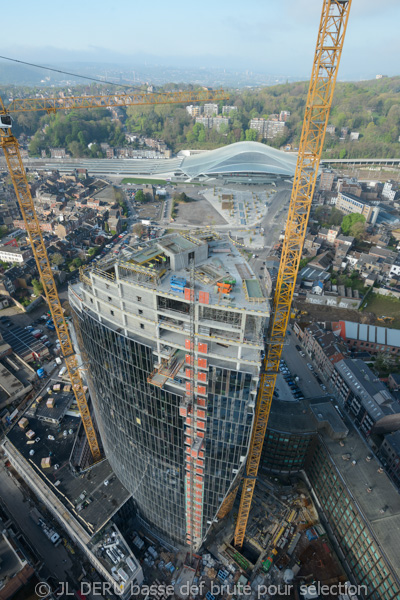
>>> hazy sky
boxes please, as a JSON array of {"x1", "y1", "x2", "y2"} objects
[{"x1": 2, "y1": 0, "x2": 399, "y2": 79}]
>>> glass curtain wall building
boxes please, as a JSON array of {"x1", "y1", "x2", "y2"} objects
[
  {"x1": 261, "y1": 398, "x2": 400, "y2": 599},
  {"x1": 69, "y1": 232, "x2": 269, "y2": 549}
]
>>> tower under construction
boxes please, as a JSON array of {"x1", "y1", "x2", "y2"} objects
[{"x1": 69, "y1": 232, "x2": 269, "y2": 549}]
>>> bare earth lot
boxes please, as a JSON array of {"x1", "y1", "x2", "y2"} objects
[
  {"x1": 174, "y1": 199, "x2": 227, "y2": 226},
  {"x1": 294, "y1": 293, "x2": 400, "y2": 329}
]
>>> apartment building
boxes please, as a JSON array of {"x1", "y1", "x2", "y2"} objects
[
  {"x1": 186, "y1": 105, "x2": 203, "y2": 117},
  {"x1": 301, "y1": 323, "x2": 347, "y2": 379},
  {"x1": 222, "y1": 105, "x2": 237, "y2": 115},
  {"x1": 377, "y1": 430, "x2": 400, "y2": 489},
  {"x1": 382, "y1": 181, "x2": 399, "y2": 202},
  {"x1": 332, "y1": 359, "x2": 400, "y2": 436},
  {"x1": 249, "y1": 118, "x2": 286, "y2": 140},
  {"x1": 195, "y1": 116, "x2": 230, "y2": 131},
  {"x1": 203, "y1": 103, "x2": 219, "y2": 116}
]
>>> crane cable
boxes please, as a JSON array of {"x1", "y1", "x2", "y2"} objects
[{"x1": 0, "y1": 54, "x2": 166, "y2": 94}]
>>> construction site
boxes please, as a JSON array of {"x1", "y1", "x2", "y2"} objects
[{"x1": 2, "y1": 1, "x2": 400, "y2": 599}]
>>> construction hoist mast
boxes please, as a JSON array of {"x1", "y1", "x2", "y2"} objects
[
  {"x1": 232, "y1": 0, "x2": 352, "y2": 548},
  {"x1": 0, "y1": 87, "x2": 227, "y2": 462}
]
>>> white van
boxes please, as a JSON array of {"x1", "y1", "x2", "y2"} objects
[{"x1": 58, "y1": 366, "x2": 67, "y2": 378}]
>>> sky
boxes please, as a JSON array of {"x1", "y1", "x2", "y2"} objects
[{"x1": 1, "y1": 0, "x2": 400, "y2": 80}]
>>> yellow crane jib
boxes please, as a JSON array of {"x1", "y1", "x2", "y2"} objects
[
  {"x1": 5, "y1": 89, "x2": 229, "y2": 114},
  {"x1": 233, "y1": 0, "x2": 352, "y2": 548}
]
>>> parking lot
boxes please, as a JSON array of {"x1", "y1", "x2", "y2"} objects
[{"x1": 274, "y1": 357, "x2": 304, "y2": 402}]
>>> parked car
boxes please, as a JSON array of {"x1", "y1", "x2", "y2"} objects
[{"x1": 307, "y1": 363, "x2": 314, "y2": 370}]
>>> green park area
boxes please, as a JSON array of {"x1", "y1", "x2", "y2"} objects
[{"x1": 121, "y1": 177, "x2": 167, "y2": 185}]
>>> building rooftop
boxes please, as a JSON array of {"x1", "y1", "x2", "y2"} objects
[
  {"x1": 88, "y1": 523, "x2": 142, "y2": 593},
  {"x1": 384, "y1": 430, "x2": 400, "y2": 454},
  {"x1": 6, "y1": 404, "x2": 130, "y2": 536},
  {"x1": 322, "y1": 427, "x2": 400, "y2": 580},
  {"x1": 298, "y1": 266, "x2": 331, "y2": 282},
  {"x1": 310, "y1": 402, "x2": 348, "y2": 437},
  {"x1": 2, "y1": 325, "x2": 48, "y2": 361},
  {"x1": 338, "y1": 320, "x2": 400, "y2": 349},
  {"x1": 90, "y1": 232, "x2": 270, "y2": 314},
  {"x1": 26, "y1": 380, "x2": 76, "y2": 424},
  {"x1": 267, "y1": 396, "x2": 335, "y2": 435},
  {"x1": 0, "y1": 534, "x2": 21, "y2": 581},
  {"x1": 266, "y1": 391, "x2": 400, "y2": 581},
  {"x1": 179, "y1": 141, "x2": 298, "y2": 179},
  {"x1": 335, "y1": 359, "x2": 398, "y2": 422}
]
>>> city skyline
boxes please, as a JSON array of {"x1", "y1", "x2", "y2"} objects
[{"x1": 1, "y1": 0, "x2": 399, "y2": 80}]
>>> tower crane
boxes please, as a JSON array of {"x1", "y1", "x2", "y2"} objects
[
  {"x1": 226, "y1": 0, "x2": 353, "y2": 548},
  {"x1": 0, "y1": 88, "x2": 227, "y2": 462}
]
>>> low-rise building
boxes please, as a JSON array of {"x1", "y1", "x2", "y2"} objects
[
  {"x1": 2, "y1": 391, "x2": 143, "y2": 597},
  {"x1": 319, "y1": 170, "x2": 335, "y2": 192},
  {"x1": 388, "y1": 373, "x2": 400, "y2": 391},
  {"x1": 0, "y1": 246, "x2": 31, "y2": 264},
  {"x1": 333, "y1": 320, "x2": 400, "y2": 356},
  {"x1": 317, "y1": 225, "x2": 340, "y2": 244},
  {"x1": 50, "y1": 147, "x2": 68, "y2": 159},
  {"x1": 301, "y1": 323, "x2": 347, "y2": 379},
  {"x1": 335, "y1": 191, "x2": 379, "y2": 224}
]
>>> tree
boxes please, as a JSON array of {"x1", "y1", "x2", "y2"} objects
[
  {"x1": 51, "y1": 252, "x2": 64, "y2": 266},
  {"x1": 173, "y1": 192, "x2": 190, "y2": 203},
  {"x1": 245, "y1": 129, "x2": 258, "y2": 141},
  {"x1": 88, "y1": 247, "x2": 97, "y2": 256},
  {"x1": 133, "y1": 223, "x2": 144, "y2": 237},
  {"x1": 350, "y1": 220, "x2": 366, "y2": 241},
  {"x1": 135, "y1": 190, "x2": 146, "y2": 203},
  {"x1": 69, "y1": 258, "x2": 82, "y2": 271},
  {"x1": 32, "y1": 279, "x2": 43, "y2": 296},
  {"x1": 341, "y1": 213, "x2": 366, "y2": 235}
]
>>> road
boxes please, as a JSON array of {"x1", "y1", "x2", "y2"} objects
[
  {"x1": 282, "y1": 328, "x2": 331, "y2": 399},
  {"x1": 0, "y1": 460, "x2": 77, "y2": 583},
  {"x1": 245, "y1": 185, "x2": 291, "y2": 286}
]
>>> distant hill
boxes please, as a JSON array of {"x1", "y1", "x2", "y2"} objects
[
  {"x1": 0, "y1": 63, "x2": 50, "y2": 85},
  {"x1": 1, "y1": 76, "x2": 399, "y2": 159},
  {"x1": 124, "y1": 76, "x2": 400, "y2": 157}
]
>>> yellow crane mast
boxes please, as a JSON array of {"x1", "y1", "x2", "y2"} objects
[
  {"x1": 0, "y1": 88, "x2": 227, "y2": 462},
  {"x1": 232, "y1": 0, "x2": 352, "y2": 548}
]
